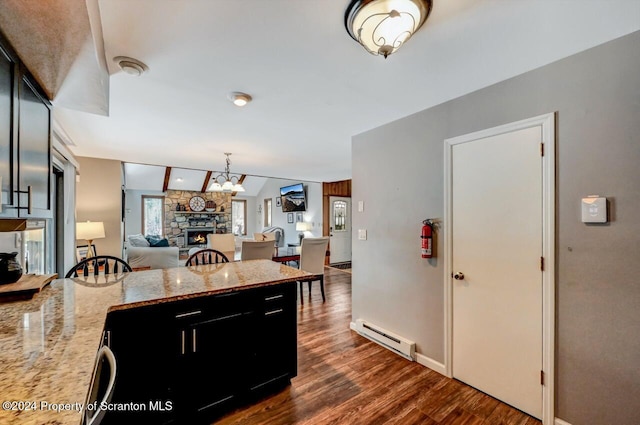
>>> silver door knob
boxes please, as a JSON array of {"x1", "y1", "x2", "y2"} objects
[{"x1": 453, "y1": 272, "x2": 465, "y2": 280}]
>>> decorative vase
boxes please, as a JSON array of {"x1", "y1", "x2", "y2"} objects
[{"x1": 0, "y1": 252, "x2": 23, "y2": 285}]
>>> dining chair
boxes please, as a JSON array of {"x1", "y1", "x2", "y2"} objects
[
  {"x1": 241, "y1": 240, "x2": 275, "y2": 261},
  {"x1": 185, "y1": 249, "x2": 229, "y2": 266},
  {"x1": 207, "y1": 233, "x2": 235, "y2": 252},
  {"x1": 65, "y1": 255, "x2": 132, "y2": 278},
  {"x1": 207, "y1": 233, "x2": 236, "y2": 260},
  {"x1": 298, "y1": 237, "x2": 329, "y2": 304}
]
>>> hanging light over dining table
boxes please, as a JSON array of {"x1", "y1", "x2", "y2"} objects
[{"x1": 208, "y1": 153, "x2": 245, "y2": 193}]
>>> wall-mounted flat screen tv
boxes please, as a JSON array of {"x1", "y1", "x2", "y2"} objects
[{"x1": 280, "y1": 183, "x2": 306, "y2": 212}]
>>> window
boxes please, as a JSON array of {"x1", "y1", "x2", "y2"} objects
[
  {"x1": 333, "y1": 200, "x2": 347, "y2": 231},
  {"x1": 264, "y1": 198, "x2": 272, "y2": 227},
  {"x1": 232, "y1": 200, "x2": 247, "y2": 235},
  {"x1": 142, "y1": 195, "x2": 164, "y2": 236}
]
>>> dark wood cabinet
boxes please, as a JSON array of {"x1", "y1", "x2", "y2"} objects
[
  {"x1": 176, "y1": 307, "x2": 254, "y2": 418},
  {"x1": 249, "y1": 285, "x2": 298, "y2": 392},
  {"x1": 101, "y1": 282, "x2": 297, "y2": 424},
  {"x1": 0, "y1": 34, "x2": 51, "y2": 219}
]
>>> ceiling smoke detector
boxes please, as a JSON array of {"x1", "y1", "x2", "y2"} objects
[{"x1": 113, "y1": 56, "x2": 148, "y2": 76}]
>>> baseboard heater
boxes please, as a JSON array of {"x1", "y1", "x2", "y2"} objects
[{"x1": 354, "y1": 319, "x2": 416, "y2": 361}]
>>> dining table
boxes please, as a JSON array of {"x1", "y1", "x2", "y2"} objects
[{"x1": 224, "y1": 245, "x2": 329, "y2": 264}]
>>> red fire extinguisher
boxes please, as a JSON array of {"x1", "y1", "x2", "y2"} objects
[{"x1": 421, "y1": 220, "x2": 433, "y2": 258}]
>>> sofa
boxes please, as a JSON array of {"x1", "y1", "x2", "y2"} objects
[{"x1": 125, "y1": 234, "x2": 179, "y2": 270}]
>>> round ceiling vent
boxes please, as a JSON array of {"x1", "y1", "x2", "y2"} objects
[{"x1": 113, "y1": 56, "x2": 148, "y2": 76}]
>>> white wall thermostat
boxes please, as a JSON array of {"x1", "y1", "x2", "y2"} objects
[{"x1": 581, "y1": 196, "x2": 607, "y2": 223}]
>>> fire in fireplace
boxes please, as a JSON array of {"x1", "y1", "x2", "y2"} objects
[{"x1": 185, "y1": 228, "x2": 216, "y2": 247}]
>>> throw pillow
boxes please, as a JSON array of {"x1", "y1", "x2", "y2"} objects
[
  {"x1": 146, "y1": 235, "x2": 169, "y2": 247},
  {"x1": 128, "y1": 234, "x2": 150, "y2": 247}
]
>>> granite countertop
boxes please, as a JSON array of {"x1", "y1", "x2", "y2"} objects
[{"x1": 0, "y1": 260, "x2": 310, "y2": 425}]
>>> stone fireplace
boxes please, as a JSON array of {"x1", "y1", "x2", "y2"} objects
[{"x1": 164, "y1": 190, "x2": 232, "y2": 248}]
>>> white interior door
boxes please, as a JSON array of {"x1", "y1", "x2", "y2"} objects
[
  {"x1": 329, "y1": 196, "x2": 351, "y2": 264},
  {"x1": 452, "y1": 126, "x2": 543, "y2": 419}
]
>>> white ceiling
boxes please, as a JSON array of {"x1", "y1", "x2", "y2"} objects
[{"x1": 51, "y1": 0, "x2": 640, "y2": 182}]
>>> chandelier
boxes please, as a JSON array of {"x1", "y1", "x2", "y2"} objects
[
  {"x1": 344, "y1": 0, "x2": 433, "y2": 58},
  {"x1": 208, "y1": 153, "x2": 245, "y2": 192}
]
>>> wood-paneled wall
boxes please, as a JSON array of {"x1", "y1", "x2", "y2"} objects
[{"x1": 322, "y1": 180, "x2": 351, "y2": 237}]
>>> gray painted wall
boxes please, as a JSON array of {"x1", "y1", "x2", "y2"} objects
[
  {"x1": 255, "y1": 178, "x2": 323, "y2": 245},
  {"x1": 352, "y1": 31, "x2": 640, "y2": 425}
]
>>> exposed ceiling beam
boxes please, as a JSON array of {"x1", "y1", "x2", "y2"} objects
[
  {"x1": 162, "y1": 167, "x2": 172, "y2": 192},
  {"x1": 231, "y1": 174, "x2": 247, "y2": 197},
  {"x1": 201, "y1": 171, "x2": 212, "y2": 193}
]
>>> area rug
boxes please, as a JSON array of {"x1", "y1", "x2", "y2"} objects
[{"x1": 329, "y1": 262, "x2": 351, "y2": 273}]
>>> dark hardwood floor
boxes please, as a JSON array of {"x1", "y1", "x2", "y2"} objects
[{"x1": 216, "y1": 267, "x2": 541, "y2": 425}]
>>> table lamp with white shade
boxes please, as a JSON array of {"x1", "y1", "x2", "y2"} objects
[
  {"x1": 76, "y1": 221, "x2": 105, "y2": 259},
  {"x1": 296, "y1": 222, "x2": 310, "y2": 245}
]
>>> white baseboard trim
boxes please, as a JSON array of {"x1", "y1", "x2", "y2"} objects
[
  {"x1": 555, "y1": 418, "x2": 571, "y2": 425},
  {"x1": 416, "y1": 353, "x2": 447, "y2": 376},
  {"x1": 349, "y1": 321, "x2": 357, "y2": 331}
]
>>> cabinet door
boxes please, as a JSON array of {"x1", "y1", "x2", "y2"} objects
[
  {"x1": 0, "y1": 45, "x2": 16, "y2": 216},
  {"x1": 176, "y1": 309, "x2": 254, "y2": 419},
  {"x1": 102, "y1": 311, "x2": 177, "y2": 425},
  {"x1": 248, "y1": 283, "x2": 297, "y2": 392},
  {"x1": 18, "y1": 75, "x2": 51, "y2": 217}
]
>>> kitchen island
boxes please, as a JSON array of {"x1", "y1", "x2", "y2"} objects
[{"x1": 0, "y1": 260, "x2": 310, "y2": 425}]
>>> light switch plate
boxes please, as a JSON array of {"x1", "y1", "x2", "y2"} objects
[
  {"x1": 358, "y1": 201, "x2": 364, "y2": 212},
  {"x1": 358, "y1": 229, "x2": 367, "y2": 240},
  {"x1": 581, "y1": 196, "x2": 607, "y2": 223}
]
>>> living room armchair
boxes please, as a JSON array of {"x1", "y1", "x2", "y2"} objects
[{"x1": 259, "y1": 226, "x2": 285, "y2": 247}]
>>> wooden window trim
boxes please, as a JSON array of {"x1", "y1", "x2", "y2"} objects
[{"x1": 142, "y1": 195, "x2": 165, "y2": 236}]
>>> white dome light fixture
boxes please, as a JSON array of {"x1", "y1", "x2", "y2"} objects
[
  {"x1": 228, "y1": 92, "x2": 252, "y2": 107},
  {"x1": 113, "y1": 56, "x2": 148, "y2": 76},
  {"x1": 345, "y1": 0, "x2": 433, "y2": 58}
]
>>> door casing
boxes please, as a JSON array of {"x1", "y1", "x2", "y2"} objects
[
  {"x1": 443, "y1": 113, "x2": 555, "y2": 424},
  {"x1": 329, "y1": 196, "x2": 352, "y2": 264}
]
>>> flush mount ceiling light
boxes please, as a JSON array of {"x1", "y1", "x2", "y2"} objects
[
  {"x1": 344, "y1": 0, "x2": 433, "y2": 58},
  {"x1": 207, "y1": 153, "x2": 245, "y2": 193},
  {"x1": 113, "y1": 56, "x2": 148, "y2": 76},
  {"x1": 228, "y1": 92, "x2": 252, "y2": 107}
]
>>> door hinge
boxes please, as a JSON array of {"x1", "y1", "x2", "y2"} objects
[
  {"x1": 540, "y1": 257, "x2": 545, "y2": 271},
  {"x1": 540, "y1": 370, "x2": 545, "y2": 385},
  {"x1": 540, "y1": 143, "x2": 544, "y2": 156}
]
